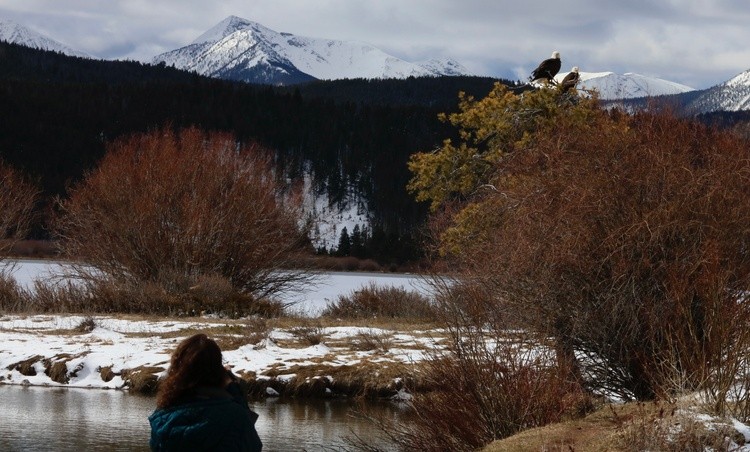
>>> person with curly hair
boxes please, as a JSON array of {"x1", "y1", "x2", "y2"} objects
[{"x1": 149, "y1": 333, "x2": 262, "y2": 451}]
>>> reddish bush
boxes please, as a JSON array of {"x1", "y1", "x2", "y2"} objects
[
  {"x1": 56, "y1": 127, "x2": 311, "y2": 309},
  {"x1": 0, "y1": 159, "x2": 39, "y2": 258}
]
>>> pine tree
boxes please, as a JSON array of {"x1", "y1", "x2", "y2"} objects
[
  {"x1": 350, "y1": 224, "x2": 364, "y2": 258},
  {"x1": 336, "y1": 226, "x2": 351, "y2": 256}
]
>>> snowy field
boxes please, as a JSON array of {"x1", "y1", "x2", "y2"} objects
[{"x1": 1, "y1": 260, "x2": 440, "y2": 390}]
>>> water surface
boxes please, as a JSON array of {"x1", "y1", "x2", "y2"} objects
[{"x1": 0, "y1": 385, "x2": 405, "y2": 451}]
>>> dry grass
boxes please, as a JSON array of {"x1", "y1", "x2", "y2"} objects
[
  {"x1": 245, "y1": 359, "x2": 425, "y2": 399},
  {"x1": 289, "y1": 320, "x2": 325, "y2": 346},
  {"x1": 0, "y1": 271, "x2": 25, "y2": 312},
  {"x1": 6, "y1": 355, "x2": 44, "y2": 376},
  {"x1": 484, "y1": 400, "x2": 748, "y2": 452},
  {"x1": 0, "y1": 275, "x2": 287, "y2": 317},
  {"x1": 321, "y1": 283, "x2": 437, "y2": 321},
  {"x1": 268, "y1": 315, "x2": 440, "y2": 332},
  {"x1": 349, "y1": 330, "x2": 394, "y2": 352},
  {"x1": 122, "y1": 365, "x2": 164, "y2": 394},
  {"x1": 75, "y1": 316, "x2": 96, "y2": 333}
]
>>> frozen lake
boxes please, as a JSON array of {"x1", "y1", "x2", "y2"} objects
[{"x1": 5, "y1": 260, "x2": 435, "y2": 316}]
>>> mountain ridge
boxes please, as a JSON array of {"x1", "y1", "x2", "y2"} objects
[
  {"x1": 152, "y1": 15, "x2": 468, "y2": 84},
  {"x1": 555, "y1": 70, "x2": 696, "y2": 100},
  {"x1": 2, "y1": 14, "x2": 749, "y2": 110},
  {"x1": 0, "y1": 18, "x2": 89, "y2": 58}
]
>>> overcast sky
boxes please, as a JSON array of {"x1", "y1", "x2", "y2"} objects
[{"x1": 1, "y1": 0, "x2": 749, "y2": 89}]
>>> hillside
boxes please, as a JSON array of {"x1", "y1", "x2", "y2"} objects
[{"x1": 0, "y1": 41, "x2": 503, "y2": 262}]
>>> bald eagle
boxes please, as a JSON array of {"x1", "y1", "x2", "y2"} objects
[
  {"x1": 529, "y1": 51, "x2": 561, "y2": 83},
  {"x1": 560, "y1": 67, "x2": 580, "y2": 93}
]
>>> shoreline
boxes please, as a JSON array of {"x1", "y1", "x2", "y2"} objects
[{"x1": 1, "y1": 313, "x2": 439, "y2": 399}]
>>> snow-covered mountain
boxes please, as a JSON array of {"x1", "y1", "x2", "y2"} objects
[
  {"x1": 0, "y1": 18, "x2": 89, "y2": 58},
  {"x1": 597, "y1": 68, "x2": 750, "y2": 114},
  {"x1": 681, "y1": 69, "x2": 750, "y2": 114},
  {"x1": 153, "y1": 15, "x2": 469, "y2": 85},
  {"x1": 555, "y1": 70, "x2": 695, "y2": 100}
]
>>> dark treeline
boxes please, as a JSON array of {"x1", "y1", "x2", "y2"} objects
[
  {"x1": 0, "y1": 41, "x2": 506, "y2": 263},
  {"x1": 283, "y1": 76, "x2": 508, "y2": 109}
]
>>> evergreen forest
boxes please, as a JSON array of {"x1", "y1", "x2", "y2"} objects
[
  {"x1": 0, "y1": 41, "x2": 505, "y2": 263},
  {"x1": 3, "y1": 40, "x2": 747, "y2": 264}
]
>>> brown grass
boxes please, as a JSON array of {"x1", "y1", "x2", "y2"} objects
[
  {"x1": 289, "y1": 320, "x2": 325, "y2": 346},
  {"x1": 122, "y1": 365, "x2": 164, "y2": 394},
  {"x1": 6, "y1": 355, "x2": 43, "y2": 376},
  {"x1": 45, "y1": 360, "x2": 69, "y2": 384},
  {"x1": 244, "y1": 359, "x2": 424, "y2": 400},
  {"x1": 321, "y1": 283, "x2": 436, "y2": 321},
  {"x1": 0, "y1": 275, "x2": 288, "y2": 317},
  {"x1": 484, "y1": 400, "x2": 747, "y2": 452}
]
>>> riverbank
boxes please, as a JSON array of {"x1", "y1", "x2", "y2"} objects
[{"x1": 0, "y1": 313, "x2": 442, "y2": 398}]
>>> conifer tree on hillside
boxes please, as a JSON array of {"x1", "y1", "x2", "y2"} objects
[{"x1": 336, "y1": 227, "x2": 351, "y2": 257}]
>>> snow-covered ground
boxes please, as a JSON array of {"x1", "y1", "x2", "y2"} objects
[
  {"x1": 1, "y1": 260, "x2": 440, "y2": 390},
  {"x1": 0, "y1": 313, "x2": 440, "y2": 390}
]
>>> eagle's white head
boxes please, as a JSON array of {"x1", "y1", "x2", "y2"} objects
[
  {"x1": 552, "y1": 51, "x2": 560, "y2": 59},
  {"x1": 572, "y1": 66, "x2": 579, "y2": 72}
]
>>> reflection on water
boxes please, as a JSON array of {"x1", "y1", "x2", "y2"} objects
[{"x1": 0, "y1": 385, "x2": 406, "y2": 451}]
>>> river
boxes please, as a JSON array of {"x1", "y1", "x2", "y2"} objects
[{"x1": 0, "y1": 385, "x2": 407, "y2": 451}]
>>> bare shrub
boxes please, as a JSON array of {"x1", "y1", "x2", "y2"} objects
[
  {"x1": 349, "y1": 278, "x2": 591, "y2": 451},
  {"x1": 0, "y1": 159, "x2": 40, "y2": 259},
  {"x1": 24, "y1": 279, "x2": 90, "y2": 313},
  {"x1": 55, "y1": 127, "x2": 313, "y2": 313},
  {"x1": 0, "y1": 271, "x2": 26, "y2": 312},
  {"x1": 350, "y1": 330, "x2": 393, "y2": 352},
  {"x1": 485, "y1": 110, "x2": 750, "y2": 401},
  {"x1": 321, "y1": 283, "x2": 436, "y2": 320},
  {"x1": 412, "y1": 86, "x2": 750, "y2": 403},
  {"x1": 75, "y1": 316, "x2": 96, "y2": 333},
  {"x1": 290, "y1": 321, "x2": 324, "y2": 346},
  {"x1": 59, "y1": 277, "x2": 286, "y2": 316}
]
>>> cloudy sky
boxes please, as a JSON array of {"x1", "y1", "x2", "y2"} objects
[{"x1": 1, "y1": 0, "x2": 749, "y2": 89}]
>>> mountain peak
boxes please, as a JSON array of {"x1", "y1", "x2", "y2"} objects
[
  {"x1": 0, "y1": 18, "x2": 89, "y2": 58},
  {"x1": 157, "y1": 16, "x2": 469, "y2": 85},
  {"x1": 190, "y1": 15, "x2": 267, "y2": 45},
  {"x1": 725, "y1": 68, "x2": 750, "y2": 88}
]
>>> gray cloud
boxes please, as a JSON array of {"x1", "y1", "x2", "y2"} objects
[{"x1": 1, "y1": 0, "x2": 749, "y2": 88}]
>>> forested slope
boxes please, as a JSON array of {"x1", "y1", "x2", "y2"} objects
[{"x1": 0, "y1": 41, "x2": 506, "y2": 261}]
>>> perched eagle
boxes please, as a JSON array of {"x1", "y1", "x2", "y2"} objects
[
  {"x1": 560, "y1": 67, "x2": 580, "y2": 92},
  {"x1": 529, "y1": 51, "x2": 561, "y2": 83}
]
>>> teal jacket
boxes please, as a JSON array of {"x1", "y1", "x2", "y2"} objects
[{"x1": 149, "y1": 383, "x2": 262, "y2": 451}]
